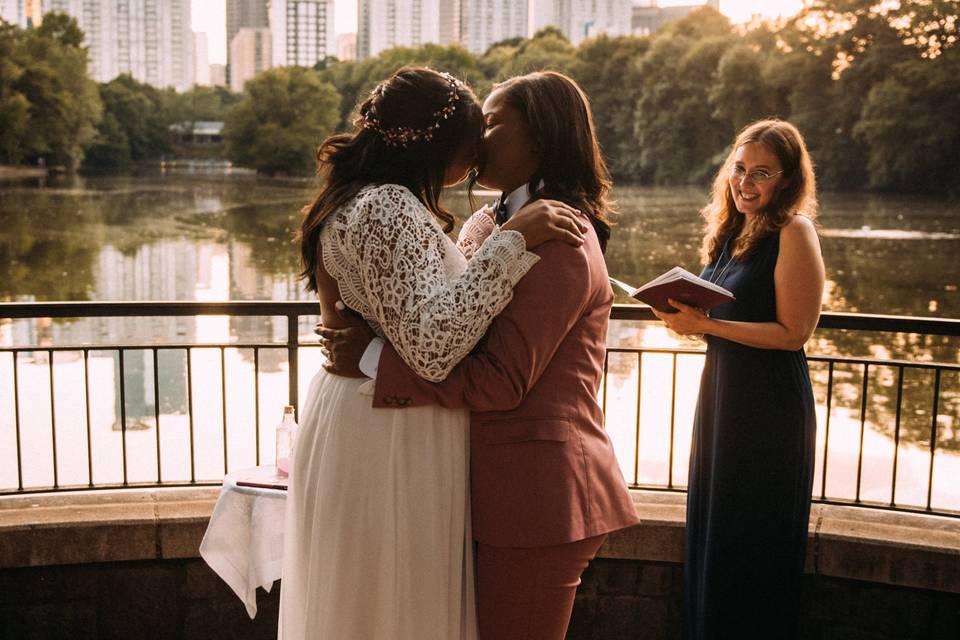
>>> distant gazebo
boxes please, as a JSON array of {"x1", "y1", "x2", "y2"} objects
[{"x1": 170, "y1": 121, "x2": 224, "y2": 146}]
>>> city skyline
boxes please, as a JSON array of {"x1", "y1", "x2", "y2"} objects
[{"x1": 193, "y1": 0, "x2": 808, "y2": 65}]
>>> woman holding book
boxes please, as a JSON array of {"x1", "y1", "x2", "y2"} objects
[{"x1": 651, "y1": 119, "x2": 825, "y2": 639}]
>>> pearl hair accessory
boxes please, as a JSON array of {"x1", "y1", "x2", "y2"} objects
[{"x1": 357, "y1": 72, "x2": 462, "y2": 147}]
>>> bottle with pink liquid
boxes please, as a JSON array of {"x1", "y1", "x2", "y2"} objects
[{"x1": 276, "y1": 405, "x2": 298, "y2": 477}]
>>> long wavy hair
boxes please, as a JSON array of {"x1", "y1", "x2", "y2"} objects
[
  {"x1": 490, "y1": 71, "x2": 615, "y2": 252},
  {"x1": 298, "y1": 66, "x2": 483, "y2": 293},
  {"x1": 700, "y1": 119, "x2": 818, "y2": 265}
]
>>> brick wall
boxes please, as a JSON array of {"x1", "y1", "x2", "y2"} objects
[
  {"x1": 567, "y1": 559, "x2": 960, "y2": 640},
  {"x1": 2, "y1": 557, "x2": 957, "y2": 640}
]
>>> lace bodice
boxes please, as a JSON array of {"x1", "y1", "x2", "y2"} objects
[{"x1": 320, "y1": 183, "x2": 539, "y2": 382}]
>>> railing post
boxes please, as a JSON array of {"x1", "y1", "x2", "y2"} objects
[{"x1": 288, "y1": 313, "x2": 299, "y2": 418}]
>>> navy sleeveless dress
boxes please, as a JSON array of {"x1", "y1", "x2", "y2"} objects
[{"x1": 683, "y1": 230, "x2": 816, "y2": 639}]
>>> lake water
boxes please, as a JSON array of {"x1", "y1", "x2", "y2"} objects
[{"x1": 1, "y1": 172, "x2": 958, "y2": 510}]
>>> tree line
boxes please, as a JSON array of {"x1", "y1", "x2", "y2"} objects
[{"x1": 2, "y1": 1, "x2": 957, "y2": 192}]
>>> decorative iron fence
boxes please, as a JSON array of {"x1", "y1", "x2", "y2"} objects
[{"x1": 1, "y1": 301, "x2": 958, "y2": 518}]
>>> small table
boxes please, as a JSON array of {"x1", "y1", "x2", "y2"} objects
[{"x1": 199, "y1": 467, "x2": 288, "y2": 618}]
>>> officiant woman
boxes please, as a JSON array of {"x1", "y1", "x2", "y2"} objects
[{"x1": 651, "y1": 119, "x2": 825, "y2": 639}]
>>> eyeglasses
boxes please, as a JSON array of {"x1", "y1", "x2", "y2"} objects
[{"x1": 731, "y1": 166, "x2": 784, "y2": 183}]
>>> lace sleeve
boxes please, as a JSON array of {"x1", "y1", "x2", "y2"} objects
[
  {"x1": 347, "y1": 185, "x2": 539, "y2": 382},
  {"x1": 456, "y1": 207, "x2": 497, "y2": 260}
]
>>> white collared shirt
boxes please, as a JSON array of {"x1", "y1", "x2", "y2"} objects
[{"x1": 496, "y1": 182, "x2": 534, "y2": 222}]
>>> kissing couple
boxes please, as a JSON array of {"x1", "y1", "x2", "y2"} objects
[{"x1": 280, "y1": 66, "x2": 640, "y2": 639}]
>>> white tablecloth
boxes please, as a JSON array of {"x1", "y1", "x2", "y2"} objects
[{"x1": 199, "y1": 468, "x2": 288, "y2": 618}]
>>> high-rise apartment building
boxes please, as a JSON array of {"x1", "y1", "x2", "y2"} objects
[
  {"x1": 269, "y1": 0, "x2": 335, "y2": 67},
  {"x1": 0, "y1": 0, "x2": 25, "y2": 27},
  {"x1": 227, "y1": 0, "x2": 269, "y2": 82},
  {"x1": 230, "y1": 27, "x2": 272, "y2": 91},
  {"x1": 438, "y1": 0, "x2": 460, "y2": 47},
  {"x1": 194, "y1": 32, "x2": 211, "y2": 86},
  {"x1": 210, "y1": 64, "x2": 227, "y2": 87},
  {"x1": 460, "y1": 0, "x2": 527, "y2": 54},
  {"x1": 528, "y1": 0, "x2": 632, "y2": 44},
  {"x1": 550, "y1": 0, "x2": 632, "y2": 45},
  {"x1": 337, "y1": 32, "x2": 358, "y2": 61},
  {"x1": 43, "y1": 0, "x2": 194, "y2": 90},
  {"x1": 357, "y1": 0, "x2": 442, "y2": 60},
  {"x1": 529, "y1": 0, "x2": 555, "y2": 36},
  {"x1": 632, "y1": 0, "x2": 720, "y2": 36},
  {"x1": 1, "y1": 0, "x2": 37, "y2": 26}
]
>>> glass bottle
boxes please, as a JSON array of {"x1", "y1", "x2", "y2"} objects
[{"x1": 276, "y1": 405, "x2": 298, "y2": 477}]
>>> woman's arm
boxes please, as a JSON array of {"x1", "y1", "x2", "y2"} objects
[
  {"x1": 455, "y1": 206, "x2": 496, "y2": 260},
  {"x1": 348, "y1": 185, "x2": 540, "y2": 382},
  {"x1": 653, "y1": 216, "x2": 825, "y2": 351},
  {"x1": 457, "y1": 200, "x2": 588, "y2": 260}
]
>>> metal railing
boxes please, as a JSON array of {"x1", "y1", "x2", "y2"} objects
[{"x1": 1, "y1": 301, "x2": 958, "y2": 518}]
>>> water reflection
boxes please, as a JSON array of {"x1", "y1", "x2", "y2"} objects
[{"x1": 1, "y1": 174, "x2": 958, "y2": 504}]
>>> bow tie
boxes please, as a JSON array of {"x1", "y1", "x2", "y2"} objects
[{"x1": 495, "y1": 198, "x2": 509, "y2": 226}]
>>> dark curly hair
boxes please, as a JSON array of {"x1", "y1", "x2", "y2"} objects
[{"x1": 299, "y1": 66, "x2": 483, "y2": 293}]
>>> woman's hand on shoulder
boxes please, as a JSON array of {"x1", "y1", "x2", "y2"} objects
[{"x1": 502, "y1": 199, "x2": 588, "y2": 249}]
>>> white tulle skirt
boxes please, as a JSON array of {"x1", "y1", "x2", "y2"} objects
[{"x1": 279, "y1": 369, "x2": 477, "y2": 640}]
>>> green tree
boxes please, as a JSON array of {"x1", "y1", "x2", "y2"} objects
[
  {"x1": 570, "y1": 35, "x2": 650, "y2": 180},
  {"x1": 172, "y1": 85, "x2": 242, "y2": 123},
  {"x1": 223, "y1": 66, "x2": 341, "y2": 175},
  {"x1": 854, "y1": 47, "x2": 960, "y2": 192},
  {"x1": 633, "y1": 9, "x2": 736, "y2": 184},
  {"x1": 0, "y1": 13, "x2": 101, "y2": 169},
  {"x1": 492, "y1": 27, "x2": 577, "y2": 78},
  {"x1": 709, "y1": 44, "x2": 781, "y2": 133},
  {"x1": 0, "y1": 22, "x2": 30, "y2": 164},
  {"x1": 83, "y1": 74, "x2": 173, "y2": 170},
  {"x1": 319, "y1": 44, "x2": 487, "y2": 132}
]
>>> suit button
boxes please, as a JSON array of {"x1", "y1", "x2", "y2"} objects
[
  {"x1": 398, "y1": 398, "x2": 410, "y2": 407},
  {"x1": 384, "y1": 396, "x2": 395, "y2": 406}
]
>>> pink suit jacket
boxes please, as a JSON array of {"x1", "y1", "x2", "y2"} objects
[{"x1": 372, "y1": 222, "x2": 641, "y2": 548}]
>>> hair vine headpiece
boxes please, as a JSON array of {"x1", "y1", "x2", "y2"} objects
[{"x1": 357, "y1": 72, "x2": 461, "y2": 147}]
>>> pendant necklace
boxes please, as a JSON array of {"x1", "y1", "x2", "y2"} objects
[{"x1": 709, "y1": 236, "x2": 736, "y2": 288}]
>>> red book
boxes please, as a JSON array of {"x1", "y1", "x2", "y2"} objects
[
  {"x1": 235, "y1": 465, "x2": 289, "y2": 491},
  {"x1": 610, "y1": 268, "x2": 735, "y2": 313}
]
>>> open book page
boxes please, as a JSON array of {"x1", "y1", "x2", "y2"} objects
[
  {"x1": 636, "y1": 267, "x2": 734, "y2": 297},
  {"x1": 609, "y1": 276, "x2": 639, "y2": 297},
  {"x1": 609, "y1": 268, "x2": 735, "y2": 313}
]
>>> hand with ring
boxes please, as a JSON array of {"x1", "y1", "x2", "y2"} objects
[{"x1": 315, "y1": 302, "x2": 377, "y2": 378}]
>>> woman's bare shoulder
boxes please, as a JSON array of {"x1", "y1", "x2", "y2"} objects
[{"x1": 781, "y1": 214, "x2": 818, "y2": 243}]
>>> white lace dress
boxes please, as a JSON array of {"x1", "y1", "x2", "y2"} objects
[{"x1": 279, "y1": 184, "x2": 538, "y2": 640}]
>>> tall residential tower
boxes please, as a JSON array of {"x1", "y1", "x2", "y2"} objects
[
  {"x1": 460, "y1": 0, "x2": 528, "y2": 54},
  {"x1": 43, "y1": 0, "x2": 193, "y2": 90},
  {"x1": 358, "y1": 0, "x2": 445, "y2": 60},
  {"x1": 269, "y1": 0, "x2": 336, "y2": 67},
  {"x1": 226, "y1": 0, "x2": 269, "y2": 83}
]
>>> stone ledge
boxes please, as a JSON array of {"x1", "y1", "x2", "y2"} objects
[
  {"x1": 1, "y1": 488, "x2": 958, "y2": 594},
  {"x1": 601, "y1": 492, "x2": 960, "y2": 594},
  {"x1": 0, "y1": 488, "x2": 219, "y2": 568}
]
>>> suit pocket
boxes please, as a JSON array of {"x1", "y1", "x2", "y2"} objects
[{"x1": 481, "y1": 418, "x2": 571, "y2": 445}]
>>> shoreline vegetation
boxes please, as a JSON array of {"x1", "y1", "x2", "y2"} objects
[
  {"x1": 0, "y1": 164, "x2": 47, "y2": 180},
  {"x1": 1, "y1": 1, "x2": 958, "y2": 193}
]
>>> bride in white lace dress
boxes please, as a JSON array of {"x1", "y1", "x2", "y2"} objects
[{"x1": 280, "y1": 67, "x2": 585, "y2": 639}]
